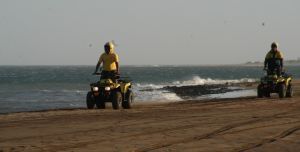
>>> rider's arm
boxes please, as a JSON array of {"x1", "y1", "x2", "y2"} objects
[
  {"x1": 264, "y1": 59, "x2": 268, "y2": 68},
  {"x1": 114, "y1": 54, "x2": 120, "y2": 73},
  {"x1": 278, "y1": 51, "x2": 284, "y2": 67},
  {"x1": 280, "y1": 58, "x2": 283, "y2": 67},
  {"x1": 264, "y1": 57, "x2": 270, "y2": 69},
  {"x1": 94, "y1": 62, "x2": 101, "y2": 73},
  {"x1": 264, "y1": 52, "x2": 270, "y2": 68},
  {"x1": 94, "y1": 56, "x2": 103, "y2": 73},
  {"x1": 116, "y1": 62, "x2": 119, "y2": 73}
]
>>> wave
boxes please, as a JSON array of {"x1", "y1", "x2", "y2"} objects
[
  {"x1": 136, "y1": 76, "x2": 256, "y2": 89},
  {"x1": 134, "y1": 89, "x2": 182, "y2": 102},
  {"x1": 172, "y1": 76, "x2": 256, "y2": 86},
  {"x1": 134, "y1": 76, "x2": 257, "y2": 101},
  {"x1": 40, "y1": 89, "x2": 86, "y2": 93}
]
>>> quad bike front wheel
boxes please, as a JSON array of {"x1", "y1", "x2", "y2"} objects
[
  {"x1": 286, "y1": 84, "x2": 293, "y2": 98},
  {"x1": 112, "y1": 91, "x2": 122, "y2": 110},
  {"x1": 278, "y1": 83, "x2": 286, "y2": 98},
  {"x1": 122, "y1": 90, "x2": 133, "y2": 109},
  {"x1": 86, "y1": 92, "x2": 95, "y2": 109}
]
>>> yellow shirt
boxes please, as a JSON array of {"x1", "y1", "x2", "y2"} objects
[
  {"x1": 265, "y1": 50, "x2": 283, "y2": 60},
  {"x1": 99, "y1": 52, "x2": 119, "y2": 71}
]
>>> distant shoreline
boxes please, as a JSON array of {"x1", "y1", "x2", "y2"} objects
[
  {"x1": 0, "y1": 60, "x2": 300, "y2": 67},
  {"x1": 243, "y1": 63, "x2": 300, "y2": 67},
  {"x1": 244, "y1": 59, "x2": 300, "y2": 67},
  {"x1": 0, "y1": 63, "x2": 299, "y2": 67}
]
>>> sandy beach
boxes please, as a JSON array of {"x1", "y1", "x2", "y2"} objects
[
  {"x1": 0, "y1": 81, "x2": 300, "y2": 152},
  {"x1": 2, "y1": 0, "x2": 299, "y2": 151}
]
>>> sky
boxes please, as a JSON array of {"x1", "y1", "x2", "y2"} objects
[{"x1": 0, "y1": 0, "x2": 299, "y2": 65}]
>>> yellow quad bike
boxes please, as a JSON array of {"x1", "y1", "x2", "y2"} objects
[
  {"x1": 86, "y1": 72, "x2": 134, "y2": 109},
  {"x1": 257, "y1": 69, "x2": 293, "y2": 98}
]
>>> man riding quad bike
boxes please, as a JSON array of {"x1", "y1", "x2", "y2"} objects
[
  {"x1": 86, "y1": 41, "x2": 134, "y2": 109},
  {"x1": 257, "y1": 42, "x2": 293, "y2": 98},
  {"x1": 257, "y1": 69, "x2": 293, "y2": 98},
  {"x1": 86, "y1": 72, "x2": 134, "y2": 109}
]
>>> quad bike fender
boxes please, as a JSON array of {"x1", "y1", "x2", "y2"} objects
[
  {"x1": 276, "y1": 77, "x2": 292, "y2": 87},
  {"x1": 277, "y1": 77, "x2": 285, "y2": 83},
  {"x1": 285, "y1": 77, "x2": 292, "y2": 86},
  {"x1": 113, "y1": 83, "x2": 121, "y2": 89},
  {"x1": 120, "y1": 82, "x2": 131, "y2": 94}
]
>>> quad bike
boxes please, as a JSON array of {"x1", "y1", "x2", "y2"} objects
[
  {"x1": 86, "y1": 72, "x2": 134, "y2": 109},
  {"x1": 257, "y1": 69, "x2": 293, "y2": 98}
]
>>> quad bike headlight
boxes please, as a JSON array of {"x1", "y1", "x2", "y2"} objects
[
  {"x1": 105, "y1": 86, "x2": 111, "y2": 91},
  {"x1": 93, "y1": 87, "x2": 99, "y2": 92}
]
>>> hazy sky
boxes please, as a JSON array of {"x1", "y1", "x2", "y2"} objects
[{"x1": 1, "y1": 0, "x2": 299, "y2": 65}]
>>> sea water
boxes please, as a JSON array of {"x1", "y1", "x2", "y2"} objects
[{"x1": 0, "y1": 65, "x2": 299, "y2": 113}]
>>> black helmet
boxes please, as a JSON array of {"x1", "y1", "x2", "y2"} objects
[{"x1": 271, "y1": 42, "x2": 278, "y2": 48}]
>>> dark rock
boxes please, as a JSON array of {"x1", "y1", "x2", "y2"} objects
[{"x1": 163, "y1": 84, "x2": 242, "y2": 99}]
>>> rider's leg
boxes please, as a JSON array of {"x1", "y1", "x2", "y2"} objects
[
  {"x1": 101, "y1": 71, "x2": 109, "y2": 79},
  {"x1": 109, "y1": 71, "x2": 117, "y2": 82},
  {"x1": 277, "y1": 67, "x2": 282, "y2": 77},
  {"x1": 268, "y1": 67, "x2": 275, "y2": 75}
]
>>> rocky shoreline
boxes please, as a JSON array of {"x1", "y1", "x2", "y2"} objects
[{"x1": 163, "y1": 84, "x2": 243, "y2": 99}]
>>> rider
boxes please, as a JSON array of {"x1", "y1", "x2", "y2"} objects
[
  {"x1": 94, "y1": 41, "x2": 120, "y2": 80},
  {"x1": 264, "y1": 42, "x2": 284, "y2": 76}
]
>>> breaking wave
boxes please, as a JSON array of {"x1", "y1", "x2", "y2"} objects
[
  {"x1": 134, "y1": 76, "x2": 257, "y2": 101},
  {"x1": 172, "y1": 76, "x2": 256, "y2": 86}
]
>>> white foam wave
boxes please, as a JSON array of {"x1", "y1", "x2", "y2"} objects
[
  {"x1": 134, "y1": 89, "x2": 182, "y2": 102},
  {"x1": 134, "y1": 83, "x2": 182, "y2": 102},
  {"x1": 207, "y1": 89, "x2": 256, "y2": 99},
  {"x1": 41, "y1": 89, "x2": 86, "y2": 93},
  {"x1": 135, "y1": 83, "x2": 164, "y2": 89},
  {"x1": 135, "y1": 76, "x2": 256, "y2": 90},
  {"x1": 134, "y1": 76, "x2": 257, "y2": 102},
  {"x1": 173, "y1": 76, "x2": 256, "y2": 86}
]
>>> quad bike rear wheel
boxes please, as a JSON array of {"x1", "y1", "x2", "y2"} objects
[
  {"x1": 122, "y1": 90, "x2": 133, "y2": 109},
  {"x1": 86, "y1": 92, "x2": 95, "y2": 109},
  {"x1": 112, "y1": 91, "x2": 122, "y2": 110},
  {"x1": 265, "y1": 91, "x2": 271, "y2": 97},
  {"x1": 278, "y1": 83, "x2": 286, "y2": 98},
  {"x1": 257, "y1": 84, "x2": 264, "y2": 98},
  {"x1": 286, "y1": 84, "x2": 293, "y2": 98}
]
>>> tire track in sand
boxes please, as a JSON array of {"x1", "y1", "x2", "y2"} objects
[
  {"x1": 0, "y1": 114, "x2": 211, "y2": 143},
  {"x1": 26, "y1": 111, "x2": 288, "y2": 152},
  {"x1": 0, "y1": 106, "x2": 259, "y2": 143},
  {"x1": 133, "y1": 112, "x2": 289, "y2": 152},
  {"x1": 235, "y1": 125, "x2": 300, "y2": 152}
]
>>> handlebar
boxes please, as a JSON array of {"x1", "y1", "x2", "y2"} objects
[
  {"x1": 92, "y1": 72, "x2": 127, "y2": 78},
  {"x1": 263, "y1": 67, "x2": 284, "y2": 71},
  {"x1": 92, "y1": 72, "x2": 102, "y2": 75}
]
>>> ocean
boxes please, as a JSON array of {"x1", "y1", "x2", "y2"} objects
[{"x1": 0, "y1": 65, "x2": 299, "y2": 114}]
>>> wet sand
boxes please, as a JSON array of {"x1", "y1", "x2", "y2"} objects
[{"x1": 0, "y1": 81, "x2": 300, "y2": 152}]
